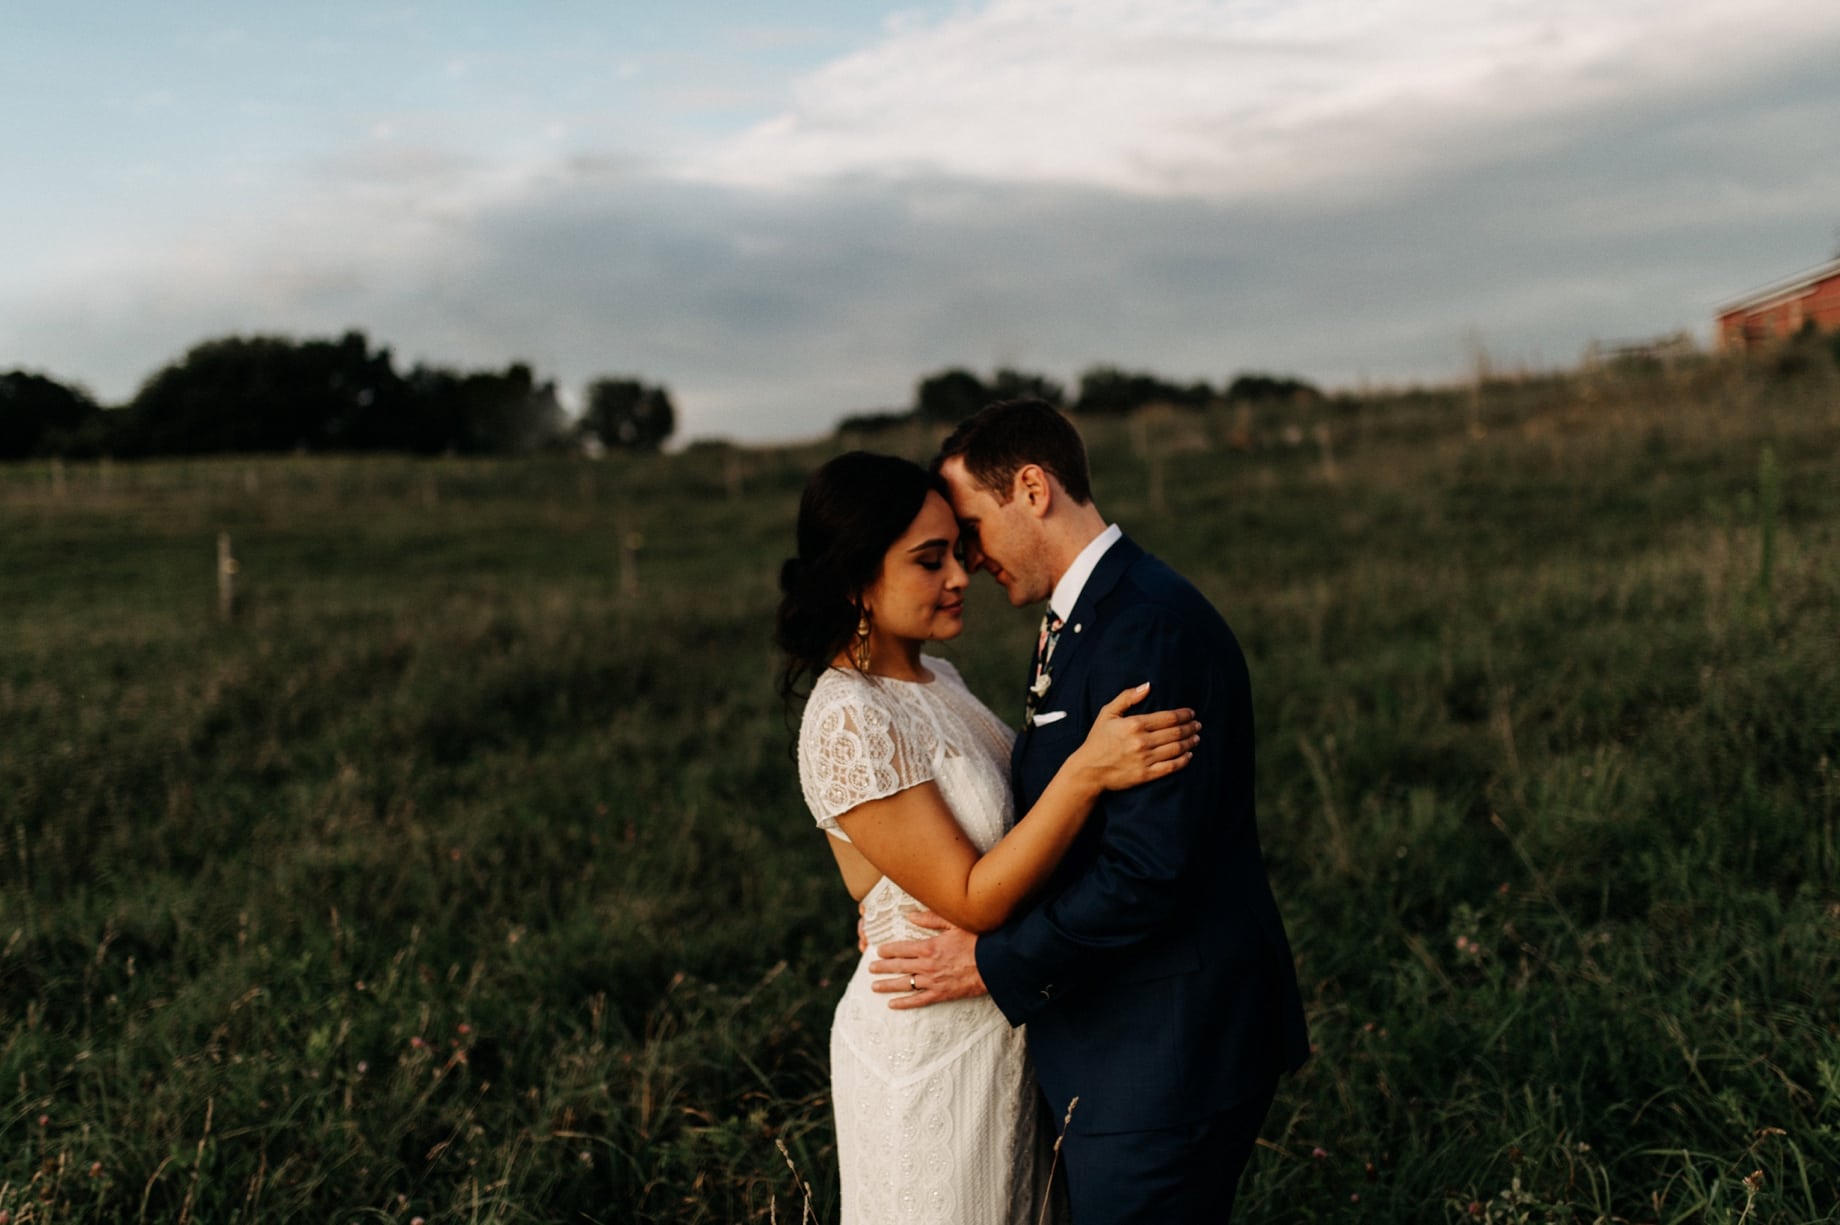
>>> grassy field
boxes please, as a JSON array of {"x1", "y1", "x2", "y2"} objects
[{"x1": 3, "y1": 354, "x2": 1838, "y2": 1222}]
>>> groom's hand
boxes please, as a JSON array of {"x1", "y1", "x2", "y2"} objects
[{"x1": 869, "y1": 911, "x2": 987, "y2": 1010}]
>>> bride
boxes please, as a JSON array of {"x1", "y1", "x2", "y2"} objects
[{"x1": 775, "y1": 451, "x2": 1200, "y2": 1224}]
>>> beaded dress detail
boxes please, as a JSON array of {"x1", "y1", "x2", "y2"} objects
[{"x1": 798, "y1": 657, "x2": 1048, "y2": 1224}]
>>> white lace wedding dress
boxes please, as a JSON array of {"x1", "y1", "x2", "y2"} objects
[{"x1": 798, "y1": 656, "x2": 1050, "y2": 1224}]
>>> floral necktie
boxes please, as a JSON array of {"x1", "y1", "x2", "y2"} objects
[{"x1": 1025, "y1": 611, "x2": 1065, "y2": 723}]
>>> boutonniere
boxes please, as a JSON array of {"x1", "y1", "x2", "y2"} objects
[{"x1": 1024, "y1": 670, "x2": 1054, "y2": 725}]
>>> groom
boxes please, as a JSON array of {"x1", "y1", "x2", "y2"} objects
[{"x1": 870, "y1": 398, "x2": 1311, "y2": 1222}]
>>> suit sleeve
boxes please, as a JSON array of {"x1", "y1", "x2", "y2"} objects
[{"x1": 977, "y1": 601, "x2": 1231, "y2": 1025}]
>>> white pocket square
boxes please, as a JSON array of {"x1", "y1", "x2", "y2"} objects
[{"x1": 1030, "y1": 710, "x2": 1068, "y2": 727}]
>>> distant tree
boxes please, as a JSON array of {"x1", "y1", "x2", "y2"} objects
[
  {"x1": 835, "y1": 408, "x2": 919, "y2": 435},
  {"x1": 900, "y1": 366, "x2": 1067, "y2": 430},
  {"x1": 988, "y1": 368, "x2": 1066, "y2": 407},
  {"x1": 408, "y1": 362, "x2": 567, "y2": 455},
  {"x1": 913, "y1": 368, "x2": 990, "y2": 424},
  {"x1": 1225, "y1": 372, "x2": 1322, "y2": 405},
  {"x1": 121, "y1": 331, "x2": 407, "y2": 456},
  {"x1": 1074, "y1": 366, "x2": 1212, "y2": 415},
  {"x1": 581, "y1": 377, "x2": 676, "y2": 452},
  {"x1": 117, "y1": 331, "x2": 571, "y2": 457},
  {"x1": 0, "y1": 370, "x2": 104, "y2": 459}
]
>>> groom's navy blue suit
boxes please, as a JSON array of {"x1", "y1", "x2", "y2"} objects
[{"x1": 976, "y1": 534, "x2": 1310, "y2": 1222}]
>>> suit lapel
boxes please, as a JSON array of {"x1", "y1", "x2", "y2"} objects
[
  {"x1": 1031, "y1": 534, "x2": 1141, "y2": 705},
  {"x1": 1011, "y1": 534, "x2": 1145, "y2": 795}
]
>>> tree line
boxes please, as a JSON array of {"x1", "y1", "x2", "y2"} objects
[
  {"x1": 0, "y1": 331, "x2": 675, "y2": 461},
  {"x1": 837, "y1": 365, "x2": 1320, "y2": 434},
  {"x1": 2, "y1": 327, "x2": 1325, "y2": 462}
]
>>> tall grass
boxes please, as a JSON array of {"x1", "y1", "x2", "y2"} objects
[{"x1": 2, "y1": 353, "x2": 1837, "y2": 1221}]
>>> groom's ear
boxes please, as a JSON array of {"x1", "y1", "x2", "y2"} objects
[{"x1": 1015, "y1": 464, "x2": 1052, "y2": 517}]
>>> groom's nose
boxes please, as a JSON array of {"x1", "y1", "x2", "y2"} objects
[
  {"x1": 959, "y1": 538, "x2": 985, "y2": 571},
  {"x1": 945, "y1": 552, "x2": 970, "y2": 590}
]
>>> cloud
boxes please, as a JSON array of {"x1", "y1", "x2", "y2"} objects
[
  {"x1": 688, "y1": 0, "x2": 1840, "y2": 202},
  {"x1": 247, "y1": 46, "x2": 1840, "y2": 443},
  {"x1": 5, "y1": 1, "x2": 1837, "y2": 445}
]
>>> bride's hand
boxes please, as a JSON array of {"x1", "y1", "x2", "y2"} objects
[{"x1": 1074, "y1": 683, "x2": 1199, "y2": 792}]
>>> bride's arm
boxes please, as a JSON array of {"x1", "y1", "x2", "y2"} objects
[{"x1": 833, "y1": 685, "x2": 1198, "y2": 933}]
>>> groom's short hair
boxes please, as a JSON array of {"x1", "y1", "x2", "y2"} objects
[{"x1": 935, "y1": 398, "x2": 1094, "y2": 506}]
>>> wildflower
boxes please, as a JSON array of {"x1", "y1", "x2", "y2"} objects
[
  {"x1": 1350, "y1": 1193, "x2": 1361, "y2": 1203},
  {"x1": 579, "y1": 1150, "x2": 593, "y2": 1167},
  {"x1": 37, "y1": 1114, "x2": 48, "y2": 1127},
  {"x1": 1744, "y1": 1169, "x2": 1765, "y2": 1193},
  {"x1": 457, "y1": 1023, "x2": 472, "y2": 1035},
  {"x1": 1468, "y1": 1202, "x2": 1483, "y2": 1217},
  {"x1": 356, "y1": 1061, "x2": 368, "y2": 1075},
  {"x1": 1311, "y1": 1147, "x2": 1328, "y2": 1160},
  {"x1": 410, "y1": 1036, "x2": 425, "y2": 1049},
  {"x1": 89, "y1": 1161, "x2": 103, "y2": 1178}
]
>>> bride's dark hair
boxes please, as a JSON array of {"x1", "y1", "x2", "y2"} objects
[{"x1": 775, "y1": 451, "x2": 946, "y2": 704}]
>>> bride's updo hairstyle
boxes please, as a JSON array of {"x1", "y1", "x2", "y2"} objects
[{"x1": 776, "y1": 451, "x2": 946, "y2": 704}]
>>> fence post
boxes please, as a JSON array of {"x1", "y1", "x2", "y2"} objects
[
  {"x1": 1757, "y1": 443, "x2": 1778, "y2": 602},
  {"x1": 1313, "y1": 421, "x2": 1339, "y2": 483},
  {"x1": 217, "y1": 532, "x2": 239, "y2": 622},
  {"x1": 1132, "y1": 413, "x2": 1167, "y2": 515},
  {"x1": 620, "y1": 528, "x2": 643, "y2": 597}
]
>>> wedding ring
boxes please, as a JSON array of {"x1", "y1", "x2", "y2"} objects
[{"x1": 909, "y1": 974, "x2": 919, "y2": 992}]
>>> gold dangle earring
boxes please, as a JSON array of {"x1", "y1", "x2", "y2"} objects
[{"x1": 852, "y1": 608, "x2": 874, "y2": 672}]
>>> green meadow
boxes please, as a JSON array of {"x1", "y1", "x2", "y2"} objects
[{"x1": 3, "y1": 356, "x2": 1837, "y2": 1222}]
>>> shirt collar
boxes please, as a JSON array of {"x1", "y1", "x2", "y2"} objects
[{"x1": 1049, "y1": 523, "x2": 1122, "y2": 623}]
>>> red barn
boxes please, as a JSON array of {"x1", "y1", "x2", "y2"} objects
[{"x1": 1717, "y1": 257, "x2": 1840, "y2": 352}]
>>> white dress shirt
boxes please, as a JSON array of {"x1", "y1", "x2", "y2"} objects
[{"x1": 1048, "y1": 522, "x2": 1123, "y2": 623}]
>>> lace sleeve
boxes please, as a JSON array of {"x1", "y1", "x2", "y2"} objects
[{"x1": 797, "y1": 678, "x2": 938, "y2": 842}]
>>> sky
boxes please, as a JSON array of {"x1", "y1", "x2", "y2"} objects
[{"x1": 4, "y1": 1, "x2": 1839, "y2": 443}]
